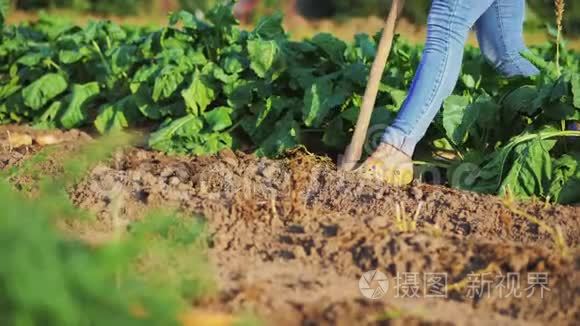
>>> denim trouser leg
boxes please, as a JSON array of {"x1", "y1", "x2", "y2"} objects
[
  {"x1": 476, "y1": 0, "x2": 540, "y2": 77},
  {"x1": 381, "y1": 0, "x2": 536, "y2": 157}
]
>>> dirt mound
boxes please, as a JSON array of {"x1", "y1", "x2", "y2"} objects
[
  {"x1": 67, "y1": 149, "x2": 578, "y2": 325},
  {"x1": 1, "y1": 126, "x2": 578, "y2": 325}
]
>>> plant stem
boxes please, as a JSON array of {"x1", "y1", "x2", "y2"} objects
[
  {"x1": 412, "y1": 160, "x2": 451, "y2": 169},
  {"x1": 46, "y1": 58, "x2": 63, "y2": 72},
  {"x1": 555, "y1": 0, "x2": 565, "y2": 76},
  {"x1": 92, "y1": 40, "x2": 112, "y2": 75}
]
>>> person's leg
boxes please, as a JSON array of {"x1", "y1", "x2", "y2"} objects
[
  {"x1": 475, "y1": 0, "x2": 539, "y2": 77},
  {"x1": 380, "y1": 0, "x2": 496, "y2": 158}
]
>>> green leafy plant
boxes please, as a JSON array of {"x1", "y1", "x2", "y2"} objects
[{"x1": 1, "y1": 2, "x2": 579, "y2": 203}]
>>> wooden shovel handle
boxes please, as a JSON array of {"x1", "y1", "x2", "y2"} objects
[{"x1": 339, "y1": 0, "x2": 405, "y2": 171}]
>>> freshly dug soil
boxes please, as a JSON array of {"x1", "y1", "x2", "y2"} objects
[{"x1": 1, "y1": 126, "x2": 578, "y2": 326}]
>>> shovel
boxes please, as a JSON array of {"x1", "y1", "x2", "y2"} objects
[{"x1": 339, "y1": 0, "x2": 406, "y2": 171}]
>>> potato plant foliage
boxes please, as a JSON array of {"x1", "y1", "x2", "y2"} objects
[{"x1": 1, "y1": 2, "x2": 579, "y2": 203}]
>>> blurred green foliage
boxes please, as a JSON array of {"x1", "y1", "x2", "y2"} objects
[
  {"x1": 177, "y1": 0, "x2": 219, "y2": 13},
  {"x1": 1, "y1": 0, "x2": 7, "y2": 28},
  {"x1": 528, "y1": 0, "x2": 580, "y2": 32},
  {"x1": 9, "y1": 0, "x2": 151, "y2": 15},
  {"x1": 0, "y1": 133, "x2": 215, "y2": 325},
  {"x1": 5, "y1": 0, "x2": 580, "y2": 35}
]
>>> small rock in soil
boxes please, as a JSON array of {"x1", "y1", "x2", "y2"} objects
[
  {"x1": 261, "y1": 165, "x2": 278, "y2": 179},
  {"x1": 3, "y1": 132, "x2": 33, "y2": 148},
  {"x1": 287, "y1": 224, "x2": 305, "y2": 234},
  {"x1": 218, "y1": 148, "x2": 238, "y2": 167},
  {"x1": 321, "y1": 224, "x2": 339, "y2": 237},
  {"x1": 35, "y1": 133, "x2": 63, "y2": 146},
  {"x1": 410, "y1": 187, "x2": 424, "y2": 200},
  {"x1": 168, "y1": 176, "x2": 180, "y2": 186},
  {"x1": 369, "y1": 216, "x2": 389, "y2": 229}
]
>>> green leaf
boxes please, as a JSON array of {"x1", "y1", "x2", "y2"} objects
[
  {"x1": 17, "y1": 50, "x2": 52, "y2": 67},
  {"x1": 169, "y1": 10, "x2": 202, "y2": 29},
  {"x1": 461, "y1": 74, "x2": 476, "y2": 89},
  {"x1": 224, "y1": 79, "x2": 254, "y2": 109},
  {"x1": 448, "y1": 155, "x2": 486, "y2": 191},
  {"x1": 521, "y1": 50, "x2": 559, "y2": 79},
  {"x1": 247, "y1": 39, "x2": 283, "y2": 80},
  {"x1": 205, "y1": 2, "x2": 237, "y2": 28},
  {"x1": 246, "y1": 96, "x2": 294, "y2": 135},
  {"x1": 255, "y1": 112, "x2": 300, "y2": 157},
  {"x1": 110, "y1": 45, "x2": 138, "y2": 74},
  {"x1": 310, "y1": 33, "x2": 346, "y2": 65},
  {"x1": 152, "y1": 66, "x2": 184, "y2": 102},
  {"x1": 58, "y1": 49, "x2": 87, "y2": 64},
  {"x1": 322, "y1": 117, "x2": 347, "y2": 149},
  {"x1": 0, "y1": 0, "x2": 6, "y2": 28},
  {"x1": 370, "y1": 105, "x2": 396, "y2": 126},
  {"x1": 502, "y1": 85, "x2": 542, "y2": 115},
  {"x1": 22, "y1": 74, "x2": 68, "y2": 110},
  {"x1": 379, "y1": 84, "x2": 407, "y2": 107},
  {"x1": 149, "y1": 115, "x2": 203, "y2": 152},
  {"x1": 203, "y1": 107, "x2": 233, "y2": 132},
  {"x1": 252, "y1": 13, "x2": 285, "y2": 39},
  {"x1": 2, "y1": 93, "x2": 27, "y2": 123},
  {"x1": 548, "y1": 153, "x2": 580, "y2": 204},
  {"x1": 302, "y1": 75, "x2": 348, "y2": 128},
  {"x1": 94, "y1": 96, "x2": 140, "y2": 134},
  {"x1": 343, "y1": 63, "x2": 368, "y2": 87},
  {"x1": 181, "y1": 70, "x2": 216, "y2": 115},
  {"x1": 467, "y1": 133, "x2": 533, "y2": 194},
  {"x1": 222, "y1": 56, "x2": 244, "y2": 75},
  {"x1": 133, "y1": 85, "x2": 164, "y2": 120},
  {"x1": 303, "y1": 78, "x2": 333, "y2": 128},
  {"x1": 33, "y1": 101, "x2": 63, "y2": 129},
  {"x1": 550, "y1": 75, "x2": 569, "y2": 101},
  {"x1": 59, "y1": 82, "x2": 100, "y2": 128},
  {"x1": 131, "y1": 65, "x2": 160, "y2": 87},
  {"x1": 572, "y1": 74, "x2": 580, "y2": 109},
  {"x1": 472, "y1": 94, "x2": 500, "y2": 129},
  {"x1": 0, "y1": 77, "x2": 22, "y2": 101},
  {"x1": 193, "y1": 132, "x2": 233, "y2": 155},
  {"x1": 544, "y1": 102, "x2": 579, "y2": 120},
  {"x1": 442, "y1": 95, "x2": 474, "y2": 145},
  {"x1": 353, "y1": 33, "x2": 376, "y2": 63},
  {"x1": 212, "y1": 67, "x2": 238, "y2": 85},
  {"x1": 499, "y1": 138, "x2": 556, "y2": 199},
  {"x1": 340, "y1": 103, "x2": 359, "y2": 123},
  {"x1": 252, "y1": 98, "x2": 271, "y2": 128},
  {"x1": 558, "y1": 178, "x2": 580, "y2": 204}
]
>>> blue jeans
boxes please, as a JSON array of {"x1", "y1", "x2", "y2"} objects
[{"x1": 381, "y1": 0, "x2": 539, "y2": 157}]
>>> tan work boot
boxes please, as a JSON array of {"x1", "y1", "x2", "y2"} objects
[{"x1": 356, "y1": 143, "x2": 414, "y2": 186}]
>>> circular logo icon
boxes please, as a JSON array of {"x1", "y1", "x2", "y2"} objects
[
  {"x1": 363, "y1": 124, "x2": 389, "y2": 156},
  {"x1": 359, "y1": 270, "x2": 389, "y2": 300}
]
